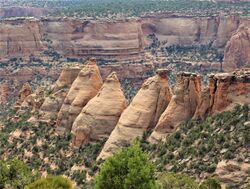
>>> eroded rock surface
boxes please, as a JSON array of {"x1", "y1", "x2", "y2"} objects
[
  {"x1": 71, "y1": 72, "x2": 127, "y2": 147},
  {"x1": 39, "y1": 67, "x2": 81, "y2": 124},
  {"x1": 149, "y1": 72, "x2": 201, "y2": 142},
  {"x1": 14, "y1": 83, "x2": 32, "y2": 110},
  {"x1": 223, "y1": 24, "x2": 250, "y2": 71},
  {"x1": 194, "y1": 69, "x2": 250, "y2": 119},
  {"x1": 215, "y1": 160, "x2": 250, "y2": 188},
  {"x1": 0, "y1": 82, "x2": 10, "y2": 104},
  {"x1": 98, "y1": 69, "x2": 172, "y2": 159},
  {"x1": 56, "y1": 58, "x2": 103, "y2": 133},
  {"x1": 0, "y1": 16, "x2": 249, "y2": 59}
]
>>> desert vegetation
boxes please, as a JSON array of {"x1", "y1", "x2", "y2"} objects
[
  {"x1": 2, "y1": 0, "x2": 249, "y2": 19},
  {"x1": 0, "y1": 103, "x2": 249, "y2": 188}
]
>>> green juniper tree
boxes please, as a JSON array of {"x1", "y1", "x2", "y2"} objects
[{"x1": 95, "y1": 141, "x2": 157, "y2": 189}]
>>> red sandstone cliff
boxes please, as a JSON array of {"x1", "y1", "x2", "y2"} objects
[{"x1": 194, "y1": 69, "x2": 250, "y2": 119}]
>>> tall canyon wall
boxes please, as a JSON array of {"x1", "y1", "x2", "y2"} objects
[{"x1": 0, "y1": 16, "x2": 249, "y2": 66}]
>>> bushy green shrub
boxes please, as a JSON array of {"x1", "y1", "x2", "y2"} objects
[
  {"x1": 157, "y1": 172, "x2": 199, "y2": 189},
  {"x1": 0, "y1": 159, "x2": 37, "y2": 189},
  {"x1": 25, "y1": 175, "x2": 75, "y2": 189},
  {"x1": 199, "y1": 177, "x2": 221, "y2": 189},
  {"x1": 95, "y1": 141, "x2": 157, "y2": 189}
]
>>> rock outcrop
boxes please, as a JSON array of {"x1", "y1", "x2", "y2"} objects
[
  {"x1": 39, "y1": 67, "x2": 81, "y2": 124},
  {"x1": 0, "y1": 16, "x2": 249, "y2": 59},
  {"x1": 0, "y1": 18, "x2": 43, "y2": 58},
  {"x1": 98, "y1": 69, "x2": 172, "y2": 159},
  {"x1": 194, "y1": 69, "x2": 250, "y2": 119},
  {"x1": 18, "y1": 86, "x2": 45, "y2": 116},
  {"x1": 223, "y1": 24, "x2": 250, "y2": 71},
  {"x1": 14, "y1": 83, "x2": 32, "y2": 110},
  {"x1": 215, "y1": 160, "x2": 250, "y2": 188},
  {"x1": 0, "y1": 82, "x2": 10, "y2": 104},
  {"x1": 149, "y1": 72, "x2": 201, "y2": 142},
  {"x1": 56, "y1": 58, "x2": 103, "y2": 133},
  {"x1": 71, "y1": 72, "x2": 127, "y2": 147}
]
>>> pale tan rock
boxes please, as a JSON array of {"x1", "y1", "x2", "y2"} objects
[
  {"x1": 39, "y1": 67, "x2": 80, "y2": 124},
  {"x1": 17, "y1": 86, "x2": 45, "y2": 115},
  {"x1": 149, "y1": 72, "x2": 201, "y2": 142},
  {"x1": 215, "y1": 160, "x2": 250, "y2": 188},
  {"x1": 14, "y1": 82, "x2": 32, "y2": 110},
  {"x1": 71, "y1": 72, "x2": 127, "y2": 147},
  {"x1": 56, "y1": 58, "x2": 103, "y2": 133},
  {"x1": 98, "y1": 69, "x2": 172, "y2": 159},
  {"x1": 223, "y1": 24, "x2": 250, "y2": 71},
  {"x1": 0, "y1": 82, "x2": 10, "y2": 104}
]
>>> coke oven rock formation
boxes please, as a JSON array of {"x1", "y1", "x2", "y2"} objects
[
  {"x1": 56, "y1": 58, "x2": 103, "y2": 134},
  {"x1": 39, "y1": 67, "x2": 81, "y2": 124},
  {"x1": 148, "y1": 72, "x2": 202, "y2": 143},
  {"x1": 98, "y1": 69, "x2": 172, "y2": 159},
  {"x1": 71, "y1": 72, "x2": 127, "y2": 147}
]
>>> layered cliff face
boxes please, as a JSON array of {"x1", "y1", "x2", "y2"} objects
[
  {"x1": 56, "y1": 58, "x2": 103, "y2": 133},
  {"x1": 223, "y1": 24, "x2": 250, "y2": 71},
  {"x1": 41, "y1": 18, "x2": 145, "y2": 60},
  {"x1": 149, "y1": 73, "x2": 201, "y2": 142},
  {"x1": 98, "y1": 69, "x2": 172, "y2": 159},
  {"x1": 0, "y1": 16, "x2": 249, "y2": 60},
  {"x1": 195, "y1": 69, "x2": 250, "y2": 119},
  {"x1": 39, "y1": 67, "x2": 81, "y2": 124},
  {"x1": 71, "y1": 72, "x2": 127, "y2": 147},
  {"x1": 0, "y1": 19, "x2": 43, "y2": 58},
  {"x1": 141, "y1": 16, "x2": 249, "y2": 49}
]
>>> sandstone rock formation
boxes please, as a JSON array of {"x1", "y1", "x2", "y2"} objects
[
  {"x1": 215, "y1": 160, "x2": 250, "y2": 188},
  {"x1": 223, "y1": 24, "x2": 250, "y2": 71},
  {"x1": 0, "y1": 82, "x2": 10, "y2": 104},
  {"x1": 0, "y1": 16, "x2": 249, "y2": 59},
  {"x1": 14, "y1": 82, "x2": 32, "y2": 109},
  {"x1": 98, "y1": 69, "x2": 172, "y2": 159},
  {"x1": 149, "y1": 72, "x2": 201, "y2": 142},
  {"x1": 39, "y1": 67, "x2": 81, "y2": 124},
  {"x1": 56, "y1": 58, "x2": 103, "y2": 133},
  {"x1": 18, "y1": 86, "x2": 45, "y2": 116},
  {"x1": 0, "y1": 18, "x2": 43, "y2": 58},
  {"x1": 71, "y1": 72, "x2": 127, "y2": 147},
  {"x1": 194, "y1": 69, "x2": 250, "y2": 119}
]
